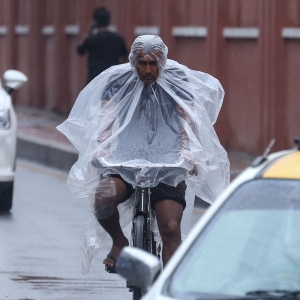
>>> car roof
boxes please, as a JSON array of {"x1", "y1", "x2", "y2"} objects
[{"x1": 257, "y1": 150, "x2": 300, "y2": 180}]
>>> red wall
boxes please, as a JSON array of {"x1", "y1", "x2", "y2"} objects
[{"x1": 1, "y1": 0, "x2": 300, "y2": 154}]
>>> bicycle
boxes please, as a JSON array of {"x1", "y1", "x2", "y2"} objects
[{"x1": 97, "y1": 158, "x2": 187, "y2": 300}]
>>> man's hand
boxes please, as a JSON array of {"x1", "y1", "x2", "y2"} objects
[
  {"x1": 189, "y1": 164, "x2": 198, "y2": 176},
  {"x1": 91, "y1": 156, "x2": 103, "y2": 168},
  {"x1": 90, "y1": 148, "x2": 110, "y2": 168},
  {"x1": 179, "y1": 152, "x2": 198, "y2": 176}
]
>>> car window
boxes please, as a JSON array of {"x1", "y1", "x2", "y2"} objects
[{"x1": 165, "y1": 179, "x2": 300, "y2": 299}]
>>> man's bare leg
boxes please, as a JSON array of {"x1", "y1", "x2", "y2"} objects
[
  {"x1": 94, "y1": 177, "x2": 129, "y2": 268},
  {"x1": 154, "y1": 199, "x2": 183, "y2": 266},
  {"x1": 99, "y1": 209, "x2": 129, "y2": 268}
]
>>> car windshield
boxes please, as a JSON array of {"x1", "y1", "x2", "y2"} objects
[{"x1": 165, "y1": 179, "x2": 300, "y2": 299}]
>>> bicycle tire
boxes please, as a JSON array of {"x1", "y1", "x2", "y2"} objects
[
  {"x1": 132, "y1": 286, "x2": 143, "y2": 300},
  {"x1": 151, "y1": 232, "x2": 157, "y2": 257},
  {"x1": 132, "y1": 214, "x2": 146, "y2": 300},
  {"x1": 134, "y1": 215, "x2": 146, "y2": 250}
]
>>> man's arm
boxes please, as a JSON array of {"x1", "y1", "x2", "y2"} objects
[
  {"x1": 176, "y1": 106, "x2": 190, "y2": 152},
  {"x1": 77, "y1": 39, "x2": 88, "y2": 56},
  {"x1": 176, "y1": 104, "x2": 198, "y2": 175},
  {"x1": 91, "y1": 99, "x2": 115, "y2": 167},
  {"x1": 97, "y1": 99, "x2": 114, "y2": 143},
  {"x1": 77, "y1": 30, "x2": 92, "y2": 56}
]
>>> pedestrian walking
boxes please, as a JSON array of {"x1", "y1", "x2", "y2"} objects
[{"x1": 77, "y1": 7, "x2": 128, "y2": 84}]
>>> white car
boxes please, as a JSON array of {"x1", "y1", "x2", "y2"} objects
[
  {"x1": 0, "y1": 70, "x2": 27, "y2": 211},
  {"x1": 117, "y1": 141, "x2": 300, "y2": 299}
]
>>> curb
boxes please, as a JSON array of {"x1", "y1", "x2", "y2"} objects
[{"x1": 17, "y1": 134, "x2": 78, "y2": 172}]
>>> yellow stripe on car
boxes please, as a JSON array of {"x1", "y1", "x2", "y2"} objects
[{"x1": 263, "y1": 151, "x2": 300, "y2": 179}]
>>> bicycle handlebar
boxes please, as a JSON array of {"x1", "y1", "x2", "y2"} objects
[
  {"x1": 98, "y1": 157, "x2": 186, "y2": 169},
  {"x1": 92, "y1": 157, "x2": 188, "y2": 186}
]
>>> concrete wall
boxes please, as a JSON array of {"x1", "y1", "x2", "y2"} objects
[{"x1": 1, "y1": 0, "x2": 300, "y2": 154}]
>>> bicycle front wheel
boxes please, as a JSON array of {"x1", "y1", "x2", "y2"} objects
[
  {"x1": 132, "y1": 214, "x2": 146, "y2": 300},
  {"x1": 133, "y1": 215, "x2": 146, "y2": 250}
]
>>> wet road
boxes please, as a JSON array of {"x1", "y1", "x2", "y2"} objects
[{"x1": 0, "y1": 160, "x2": 204, "y2": 300}]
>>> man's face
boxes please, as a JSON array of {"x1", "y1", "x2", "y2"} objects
[{"x1": 136, "y1": 51, "x2": 160, "y2": 84}]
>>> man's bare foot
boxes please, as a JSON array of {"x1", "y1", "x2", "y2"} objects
[{"x1": 103, "y1": 237, "x2": 129, "y2": 267}]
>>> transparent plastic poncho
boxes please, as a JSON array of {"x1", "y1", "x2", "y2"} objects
[{"x1": 57, "y1": 35, "x2": 230, "y2": 274}]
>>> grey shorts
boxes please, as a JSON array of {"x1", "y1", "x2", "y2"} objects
[{"x1": 110, "y1": 174, "x2": 187, "y2": 210}]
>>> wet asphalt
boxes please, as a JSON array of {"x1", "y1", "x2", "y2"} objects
[{"x1": 0, "y1": 160, "x2": 204, "y2": 300}]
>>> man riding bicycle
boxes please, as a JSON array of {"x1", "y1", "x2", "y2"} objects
[{"x1": 58, "y1": 35, "x2": 229, "y2": 275}]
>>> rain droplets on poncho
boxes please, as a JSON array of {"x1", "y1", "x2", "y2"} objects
[{"x1": 57, "y1": 35, "x2": 230, "y2": 274}]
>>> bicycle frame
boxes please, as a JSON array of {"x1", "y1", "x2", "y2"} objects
[{"x1": 131, "y1": 185, "x2": 157, "y2": 255}]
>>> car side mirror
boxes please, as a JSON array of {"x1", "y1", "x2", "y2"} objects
[
  {"x1": 3, "y1": 70, "x2": 28, "y2": 94},
  {"x1": 116, "y1": 246, "x2": 162, "y2": 291}
]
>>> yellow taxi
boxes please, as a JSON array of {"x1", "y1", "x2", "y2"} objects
[{"x1": 117, "y1": 141, "x2": 300, "y2": 299}]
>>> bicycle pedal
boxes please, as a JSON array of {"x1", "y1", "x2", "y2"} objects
[
  {"x1": 126, "y1": 280, "x2": 133, "y2": 290},
  {"x1": 157, "y1": 244, "x2": 161, "y2": 255}
]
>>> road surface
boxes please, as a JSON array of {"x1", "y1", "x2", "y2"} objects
[{"x1": 0, "y1": 160, "x2": 205, "y2": 300}]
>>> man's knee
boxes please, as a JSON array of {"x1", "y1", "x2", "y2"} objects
[
  {"x1": 154, "y1": 199, "x2": 183, "y2": 238},
  {"x1": 159, "y1": 219, "x2": 181, "y2": 239},
  {"x1": 93, "y1": 177, "x2": 121, "y2": 219},
  {"x1": 93, "y1": 193, "x2": 116, "y2": 220},
  {"x1": 92, "y1": 187, "x2": 117, "y2": 220}
]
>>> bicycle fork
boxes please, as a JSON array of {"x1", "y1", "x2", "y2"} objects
[
  {"x1": 131, "y1": 187, "x2": 149, "y2": 247},
  {"x1": 134, "y1": 187, "x2": 160, "y2": 256}
]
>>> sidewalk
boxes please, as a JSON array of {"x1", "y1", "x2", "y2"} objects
[
  {"x1": 16, "y1": 106, "x2": 78, "y2": 172},
  {"x1": 15, "y1": 106, "x2": 255, "y2": 179}
]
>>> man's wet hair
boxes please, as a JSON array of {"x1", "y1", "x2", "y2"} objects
[{"x1": 92, "y1": 7, "x2": 110, "y2": 27}]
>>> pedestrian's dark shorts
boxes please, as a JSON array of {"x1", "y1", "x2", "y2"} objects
[{"x1": 110, "y1": 174, "x2": 187, "y2": 210}]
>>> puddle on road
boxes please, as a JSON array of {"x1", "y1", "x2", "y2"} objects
[
  {"x1": 12, "y1": 274, "x2": 125, "y2": 292},
  {"x1": 13, "y1": 275, "x2": 63, "y2": 282}
]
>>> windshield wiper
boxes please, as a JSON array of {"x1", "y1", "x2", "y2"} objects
[{"x1": 246, "y1": 290, "x2": 300, "y2": 299}]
